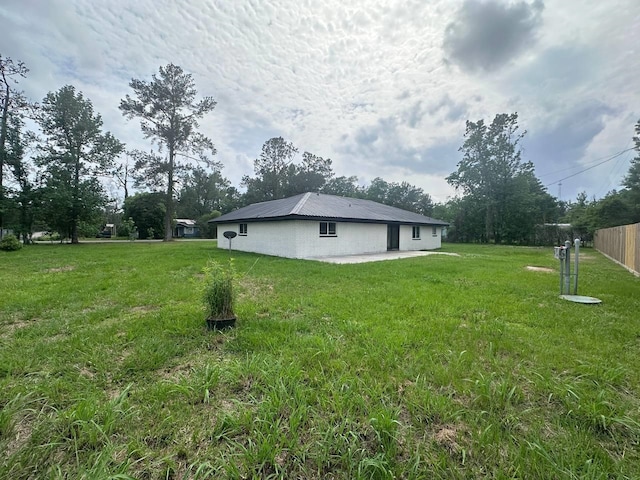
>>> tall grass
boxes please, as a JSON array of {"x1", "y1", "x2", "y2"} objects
[{"x1": 1, "y1": 241, "x2": 639, "y2": 478}]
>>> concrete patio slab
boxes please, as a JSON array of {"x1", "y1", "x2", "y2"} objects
[{"x1": 311, "y1": 250, "x2": 460, "y2": 264}]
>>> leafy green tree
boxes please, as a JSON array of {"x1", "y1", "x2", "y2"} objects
[
  {"x1": 37, "y1": 85, "x2": 123, "y2": 243},
  {"x1": 286, "y1": 152, "x2": 334, "y2": 196},
  {"x1": 242, "y1": 137, "x2": 298, "y2": 203},
  {"x1": 594, "y1": 190, "x2": 635, "y2": 228},
  {"x1": 123, "y1": 192, "x2": 165, "y2": 239},
  {"x1": 242, "y1": 137, "x2": 336, "y2": 204},
  {"x1": 120, "y1": 64, "x2": 217, "y2": 241},
  {"x1": 621, "y1": 119, "x2": 640, "y2": 222},
  {"x1": 197, "y1": 210, "x2": 221, "y2": 238},
  {"x1": 3, "y1": 113, "x2": 42, "y2": 243},
  {"x1": 176, "y1": 165, "x2": 238, "y2": 218},
  {"x1": 446, "y1": 113, "x2": 556, "y2": 243},
  {"x1": 361, "y1": 177, "x2": 434, "y2": 215},
  {"x1": 321, "y1": 175, "x2": 361, "y2": 197},
  {"x1": 1, "y1": 54, "x2": 30, "y2": 239}
]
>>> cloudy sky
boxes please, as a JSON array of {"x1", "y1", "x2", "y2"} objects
[{"x1": 2, "y1": 0, "x2": 638, "y2": 203}]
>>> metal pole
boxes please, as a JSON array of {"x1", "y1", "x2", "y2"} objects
[
  {"x1": 559, "y1": 250, "x2": 564, "y2": 294},
  {"x1": 574, "y1": 238, "x2": 580, "y2": 295},
  {"x1": 564, "y1": 240, "x2": 571, "y2": 295}
]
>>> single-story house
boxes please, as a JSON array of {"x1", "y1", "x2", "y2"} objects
[
  {"x1": 174, "y1": 219, "x2": 200, "y2": 238},
  {"x1": 209, "y1": 192, "x2": 449, "y2": 259}
]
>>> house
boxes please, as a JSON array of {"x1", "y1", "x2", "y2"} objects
[
  {"x1": 209, "y1": 192, "x2": 448, "y2": 259},
  {"x1": 96, "y1": 224, "x2": 116, "y2": 238},
  {"x1": 173, "y1": 219, "x2": 200, "y2": 238}
]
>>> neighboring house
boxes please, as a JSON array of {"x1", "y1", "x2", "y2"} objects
[
  {"x1": 210, "y1": 192, "x2": 449, "y2": 259},
  {"x1": 174, "y1": 219, "x2": 200, "y2": 238},
  {"x1": 97, "y1": 224, "x2": 116, "y2": 238}
]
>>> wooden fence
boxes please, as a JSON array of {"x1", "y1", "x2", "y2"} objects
[{"x1": 594, "y1": 222, "x2": 640, "y2": 276}]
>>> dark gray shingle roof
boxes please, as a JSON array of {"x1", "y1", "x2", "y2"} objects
[{"x1": 210, "y1": 192, "x2": 449, "y2": 225}]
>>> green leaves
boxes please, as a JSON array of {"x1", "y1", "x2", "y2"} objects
[
  {"x1": 37, "y1": 85, "x2": 124, "y2": 242},
  {"x1": 120, "y1": 64, "x2": 217, "y2": 240},
  {"x1": 446, "y1": 113, "x2": 557, "y2": 243}
]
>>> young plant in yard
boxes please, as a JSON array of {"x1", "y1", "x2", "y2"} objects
[
  {"x1": 202, "y1": 259, "x2": 236, "y2": 329},
  {"x1": 0, "y1": 233, "x2": 22, "y2": 251}
]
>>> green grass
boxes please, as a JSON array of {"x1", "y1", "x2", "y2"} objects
[{"x1": 1, "y1": 241, "x2": 639, "y2": 479}]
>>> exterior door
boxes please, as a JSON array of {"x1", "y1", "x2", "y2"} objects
[{"x1": 387, "y1": 224, "x2": 400, "y2": 250}]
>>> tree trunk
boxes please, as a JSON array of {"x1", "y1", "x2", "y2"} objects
[
  {"x1": 164, "y1": 144, "x2": 174, "y2": 241},
  {"x1": 0, "y1": 84, "x2": 9, "y2": 240},
  {"x1": 71, "y1": 152, "x2": 80, "y2": 244}
]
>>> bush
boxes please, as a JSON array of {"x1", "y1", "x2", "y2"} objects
[
  {"x1": 202, "y1": 260, "x2": 235, "y2": 319},
  {"x1": 0, "y1": 234, "x2": 22, "y2": 251}
]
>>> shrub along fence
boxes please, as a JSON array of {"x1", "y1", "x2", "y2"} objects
[{"x1": 594, "y1": 222, "x2": 640, "y2": 276}]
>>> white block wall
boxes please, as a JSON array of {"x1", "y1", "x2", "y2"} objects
[
  {"x1": 216, "y1": 221, "x2": 442, "y2": 259},
  {"x1": 399, "y1": 225, "x2": 442, "y2": 251},
  {"x1": 295, "y1": 221, "x2": 386, "y2": 258}
]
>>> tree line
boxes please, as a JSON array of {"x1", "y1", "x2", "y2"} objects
[
  {"x1": 2, "y1": 53, "x2": 639, "y2": 245},
  {"x1": 436, "y1": 115, "x2": 640, "y2": 244}
]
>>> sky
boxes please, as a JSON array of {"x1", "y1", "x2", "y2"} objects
[{"x1": 1, "y1": 0, "x2": 639, "y2": 204}]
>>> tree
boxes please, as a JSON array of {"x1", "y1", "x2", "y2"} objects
[
  {"x1": 446, "y1": 113, "x2": 552, "y2": 243},
  {"x1": 322, "y1": 175, "x2": 361, "y2": 197},
  {"x1": 623, "y1": 120, "x2": 640, "y2": 191},
  {"x1": 123, "y1": 192, "x2": 165, "y2": 239},
  {"x1": 242, "y1": 137, "x2": 336, "y2": 204},
  {"x1": 37, "y1": 85, "x2": 124, "y2": 243},
  {"x1": 622, "y1": 119, "x2": 640, "y2": 222},
  {"x1": 1, "y1": 54, "x2": 30, "y2": 239},
  {"x1": 3, "y1": 113, "x2": 41, "y2": 243},
  {"x1": 112, "y1": 153, "x2": 133, "y2": 200},
  {"x1": 176, "y1": 165, "x2": 237, "y2": 218},
  {"x1": 286, "y1": 152, "x2": 334, "y2": 196},
  {"x1": 242, "y1": 137, "x2": 298, "y2": 203},
  {"x1": 361, "y1": 177, "x2": 434, "y2": 215},
  {"x1": 120, "y1": 64, "x2": 217, "y2": 241}
]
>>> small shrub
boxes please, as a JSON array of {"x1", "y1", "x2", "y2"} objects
[
  {"x1": 202, "y1": 260, "x2": 235, "y2": 319},
  {"x1": 0, "y1": 234, "x2": 22, "y2": 251}
]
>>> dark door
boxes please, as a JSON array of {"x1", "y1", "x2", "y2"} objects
[{"x1": 387, "y1": 224, "x2": 400, "y2": 250}]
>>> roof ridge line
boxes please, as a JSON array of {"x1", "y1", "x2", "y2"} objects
[{"x1": 290, "y1": 192, "x2": 312, "y2": 214}]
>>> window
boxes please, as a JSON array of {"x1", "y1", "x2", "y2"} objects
[
  {"x1": 319, "y1": 221, "x2": 336, "y2": 236},
  {"x1": 432, "y1": 226, "x2": 438, "y2": 237},
  {"x1": 412, "y1": 226, "x2": 420, "y2": 240},
  {"x1": 239, "y1": 223, "x2": 248, "y2": 236}
]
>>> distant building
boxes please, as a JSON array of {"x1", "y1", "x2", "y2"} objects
[
  {"x1": 174, "y1": 219, "x2": 199, "y2": 238},
  {"x1": 210, "y1": 192, "x2": 448, "y2": 259}
]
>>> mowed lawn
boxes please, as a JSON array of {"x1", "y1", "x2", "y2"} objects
[{"x1": 1, "y1": 241, "x2": 639, "y2": 479}]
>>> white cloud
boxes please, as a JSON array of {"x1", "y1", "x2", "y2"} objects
[{"x1": 1, "y1": 0, "x2": 638, "y2": 205}]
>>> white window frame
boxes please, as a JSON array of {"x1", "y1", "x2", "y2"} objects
[
  {"x1": 412, "y1": 225, "x2": 421, "y2": 240},
  {"x1": 319, "y1": 221, "x2": 337, "y2": 237},
  {"x1": 432, "y1": 226, "x2": 438, "y2": 237},
  {"x1": 239, "y1": 223, "x2": 248, "y2": 236}
]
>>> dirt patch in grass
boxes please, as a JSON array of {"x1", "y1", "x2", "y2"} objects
[
  {"x1": 5, "y1": 415, "x2": 34, "y2": 459},
  {"x1": 434, "y1": 424, "x2": 464, "y2": 455},
  {"x1": 158, "y1": 362, "x2": 194, "y2": 381},
  {"x1": 0, "y1": 320, "x2": 31, "y2": 338},
  {"x1": 79, "y1": 366, "x2": 95, "y2": 379},
  {"x1": 46, "y1": 265, "x2": 75, "y2": 273},
  {"x1": 237, "y1": 277, "x2": 274, "y2": 301},
  {"x1": 130, "y1": 305, "x2": 158, "y2": 315},
  {"x1": 525, "y1": 266, "x2": 554, "y2": 273}
]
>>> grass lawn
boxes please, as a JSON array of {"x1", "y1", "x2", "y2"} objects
[{"x1": 1, "y1": 241, "x2": 639, "y2": 479}]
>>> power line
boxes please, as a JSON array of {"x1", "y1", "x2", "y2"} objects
[
  {"x1": 545, "y1": 148, "x2": 635, "y2": 187},
  {"x1": 594, "y1": 148, "x2": 633, "y2": 198},
  {"x1": 539, "y1": 147, "x2": 635, "y2": 179}
]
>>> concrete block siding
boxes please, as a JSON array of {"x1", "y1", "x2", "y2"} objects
[{"x1": 217, "y1": 220, "x2": 442, "y2": 259}]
